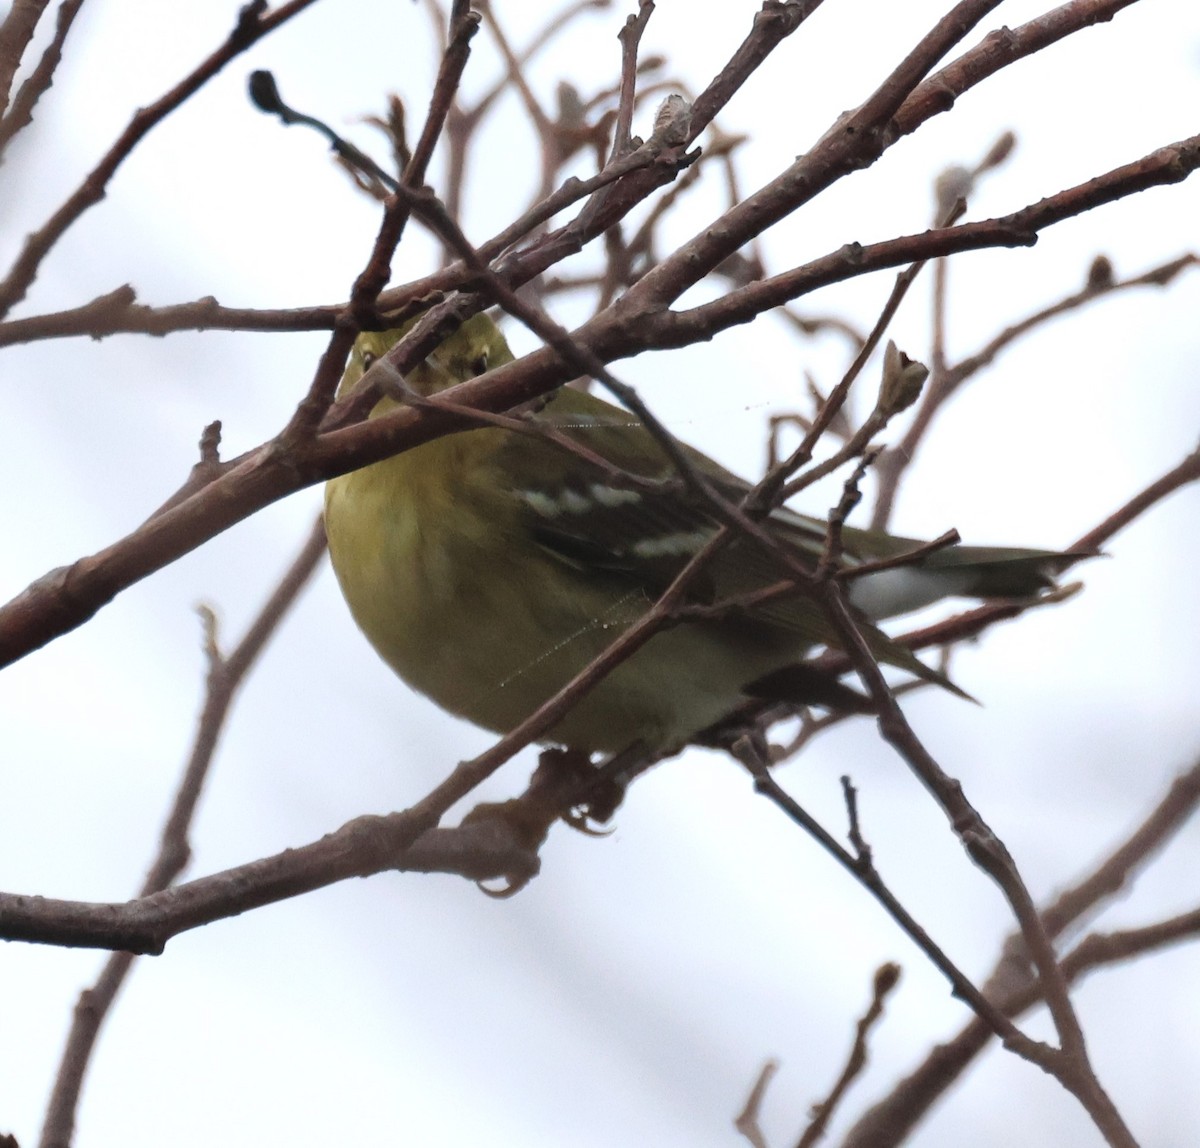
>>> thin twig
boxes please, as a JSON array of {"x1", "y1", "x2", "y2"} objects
[
  {"x1": 0, "y1": 0, "x2": 53, "y2": 117},
  {"x1": 817, "y1": 584, "x2": 1137, "y2": 1145},
  {"x1": 610, "y1": 0, "x2": 655, "y2": 158},
  {"x1": 815, "y1": 440, "x2": 1200, "y2": 671},
  {"x1": 264, "y1": 6, "x2": 482, "y2": 443},
  {"x1": 796, "y1": 963, "x2": 901, "y2": 1148},
  {"x1": 657, "y1": 137, "x2": 1200, "y2": 341},
  {"x1": 0, "y1": 0, "x2": 322, "y2": 319},
  {"x1": 841, "y1": 755, "x2": 1200, "y2": 1148},
  {"x1": 37, "y1": 516, "x2": 328, "y2": 1148},
  {"x1": 629, "y1": 0, "x2": 1005, "y2": 312},
  {"x1": 892, "y1": 0, "x2": 1143, "y2": 142},
  {"x1": 735, "y1": 1060, "x2": 779, "y2": 1148},
  {"x1": 734, "y1": 736, "x2": 1021, "y2": 1042},
  {"x1": 0, "y1": 0, "x2": 86, "y2": 159},
  {"x1": 871, "y1": 252, "x2": 1198, "y2": 530}
]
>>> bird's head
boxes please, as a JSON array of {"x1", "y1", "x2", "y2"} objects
[{"x1": 339, "y1": 311, "x2": 515, "y2": 402}]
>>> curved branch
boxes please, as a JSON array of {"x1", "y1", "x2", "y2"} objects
[
  {"x1": 655, "y1": 135, "x2": 1200, "y2": 343},
  {"x1": 0, "y1": 817, "x2": 541, "y2": 953},
  {"x1": 625, "y1": 0, "x2": 1007, "y2": 310},
  {"x1": 892, "y1": 0, "x2": 1142, "y2": 140}
]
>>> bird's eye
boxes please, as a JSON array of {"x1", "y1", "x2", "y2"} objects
[
  {"x1": 361, "y1": 351, "x2": 377, "y2": 370},
  {"x1": 470, "y1": 351, "x2": 489, "y2": 376}
]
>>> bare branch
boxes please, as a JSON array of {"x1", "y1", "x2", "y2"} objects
[
  {"x1": 842, "y1": 755, "x2": 1200, "y2": 1148},
  {"x1": 657, "y1": 134, "x2": 1200, "y2": 341},
  {"x1": 735, "y1": 1060, "x2": 779, "y2": 1148},
  {"x1": 0, "y1": 816, "x2": 543, "y2": 953},
  {"x1": 0, "y1": 0, "x2": 322, "y2": 319},
  {"x1": 610, "y1": 0, "x2": 655, "y2": 158},
  {"x1": 0, "y1": 288, "x2": 344, "y2": 346},
  {"x1": 628, "y1": 0, "x2": 1006, "y2": 311},
  {"x1": 816, "y1": 584, "x2": 1138, "y2": 1144},
  {"x1": 0, "y1": 0, "x2": 86, "y2": 160},
  {"x1": 38, "y1": 517, "x2": 328, "y2": 1148},
  {"x1": 0, "y1": 0, "x2": 53, "y2": 116},
  {"x1": 893, "y1": 0, "x2": 1143, "y2": 140},
  {"x1": 796, "y1": 963, "x2": 902, "y2": 1148},
  {"x1": 871, "y1": 252, "x2": 1199, "y2": 530},
  {"x1": 733, "y1": 735, "x2": 1020, "y2": 1043}
]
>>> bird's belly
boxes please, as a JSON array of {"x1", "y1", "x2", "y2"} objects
[{"x1": 326, "y1": 470, "x2": 789, "y2": 753}]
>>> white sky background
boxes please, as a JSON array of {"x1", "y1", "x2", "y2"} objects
[{"x1": 1, "y1": 1, "x2": 1198, "y2": 1146}]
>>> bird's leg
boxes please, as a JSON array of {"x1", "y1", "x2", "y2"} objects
[
  {"x1": 577, "y1": 741, "x2": 669, "y2": 824},
  {"x1": 458, "y1": 743, "x2": 666, "y2": 898},
  {"x1": 460, "y1": 747, "x2": 598, "y2": 852}
]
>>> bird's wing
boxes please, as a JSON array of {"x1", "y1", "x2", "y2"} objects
[{"x1": 491, "y1": 387, "x2": 960, "y2": 692}]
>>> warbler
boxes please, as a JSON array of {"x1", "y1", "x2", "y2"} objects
[{"x1": 324, "y1": 314, "x2": 1075, "y2": 755}]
